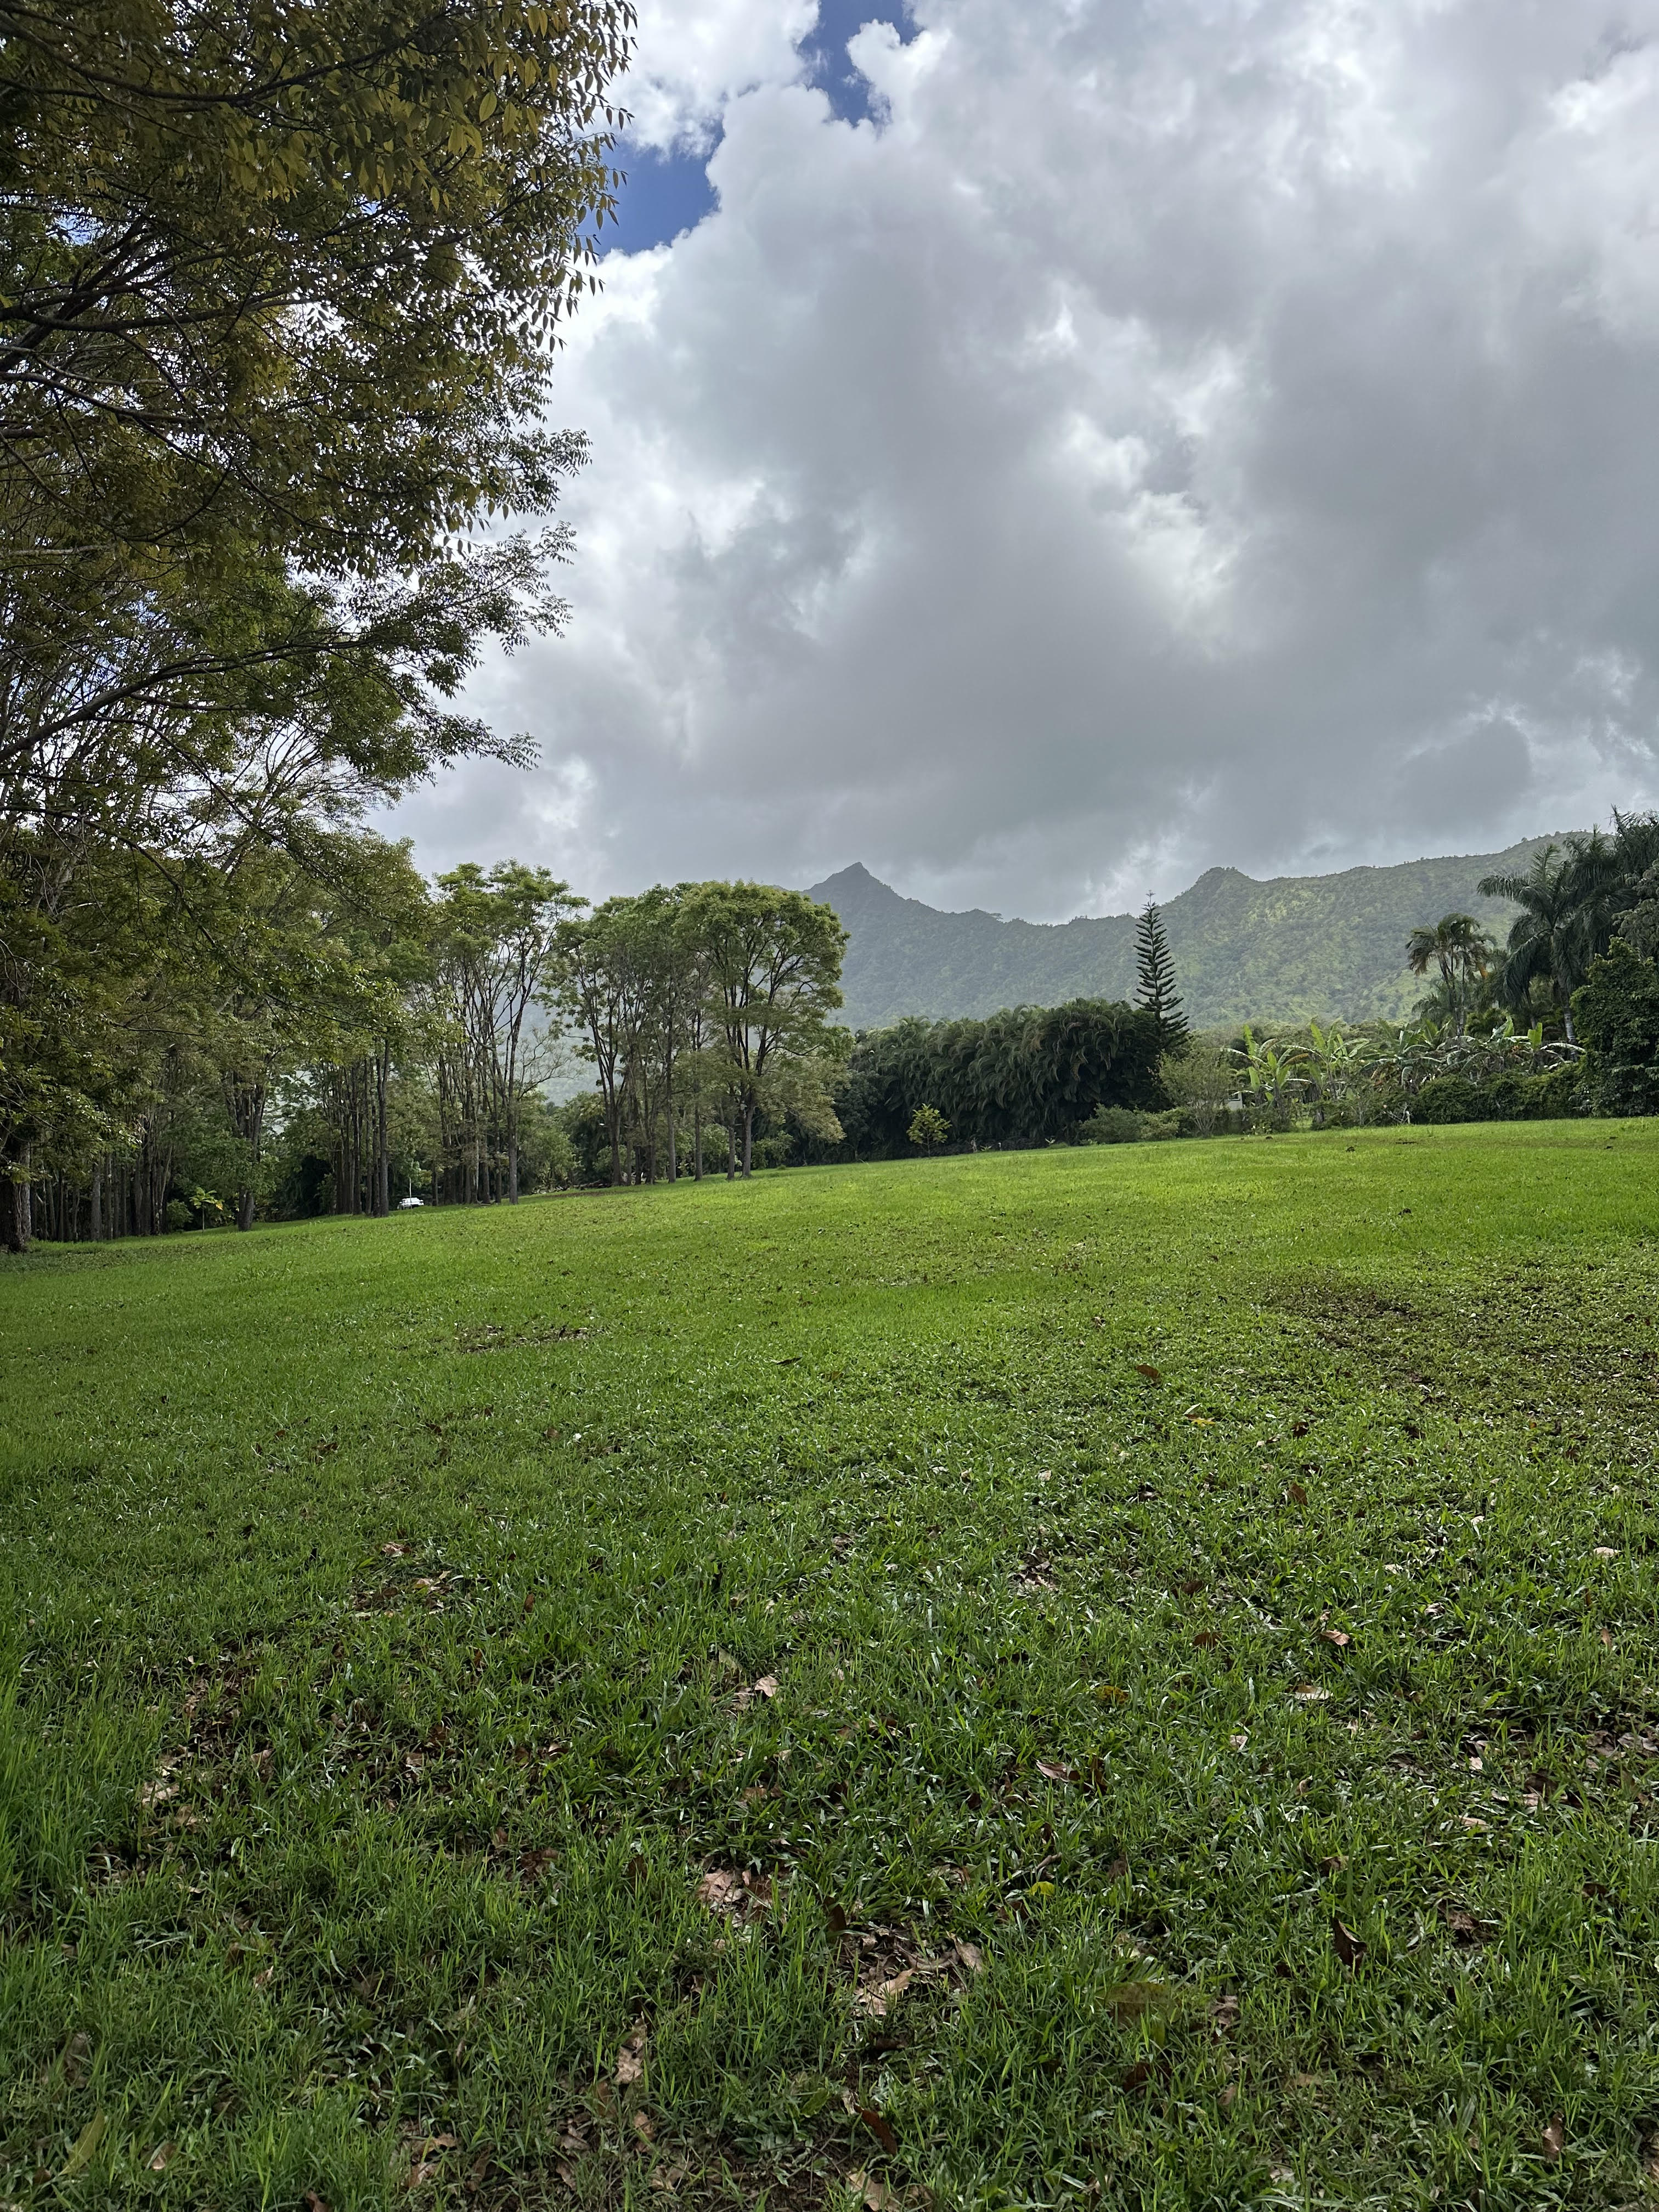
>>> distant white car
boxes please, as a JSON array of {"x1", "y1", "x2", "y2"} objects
[{"x1": 398, "y1": 1196, "x2": 425, "y2": 1209}]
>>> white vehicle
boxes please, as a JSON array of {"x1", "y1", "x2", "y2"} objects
[{"x1": 398, "y1": 1195, "x2": 425, "y2": 1209}]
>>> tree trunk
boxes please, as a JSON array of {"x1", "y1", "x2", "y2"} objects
[
  {"x1": 1559, "y1": 970, "x2": 1577, "y2": 1046},
  {"x1": 693, "y1": 1107, "x2": 703, "y2": 1181},
  {"x1": 0, "y1": 1172, "x2": 30, "y2": 1254},
  {"x1": 91, "y1": 1160, "x2": 103, "y2": 1242},
  {"x1": 726, "y1": 1122, "x2": 736, "y2": 1181},
  {"x1": 742, "y1": 1105, "x2": 754, "y2": 1178},
  {"x1": 375, "y1": 1045, "x2": 391, "y2": 1217},
  {"x1": 666, "y1": 1098, "x2": 678, "y2": 1183}
]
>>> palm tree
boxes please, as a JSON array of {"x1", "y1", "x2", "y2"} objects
[
  {"x1": 1405, "y1": 913, "x2": 1493, "y2": 1038},
  {"x1": 1477, "y1": 842, "x2": 1604, "y2": 1043}
]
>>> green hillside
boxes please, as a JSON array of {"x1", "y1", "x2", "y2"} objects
[{"x1": 808, "y1": 836, "x2": 1571, "y2": 1030}]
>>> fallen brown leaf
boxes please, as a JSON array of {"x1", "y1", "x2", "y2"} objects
[
  {"x1": 1288, "y1": 1481, "x2": 1309, "y2": 1508},
  {"x1": 1192, "y1": 1630, "x2": 1221, "y2": 1649},
  {"x1": 1319, "y1": 1629, "x2": 1350, "y2": 1648},
  {"x1": 304, "y1": 2194, "x2": 330, "y2": 2212},
  {"x1": 1133, "y1": 1362, "x2": 1163, "y2": 1384},
  {"x1": 1291, "y1": 1685, "x2": 1330, "y2": 1703},
  {"x1": 1036, "y1": 1758, "x2": 1076, "y2": 1783},
  {"x1": 1331, "y1": 1915, "x2": 1366, "y2": 1968},
  {"x1": 633, "y1": 2112, "x2": 656, "y2": 2141},
  {"x1": 860, "y1": 2107, "x2": 900, "y2": 2154},
  {"x1": 954, "y1": 1938, "x2": 985, "y2": 1975},
  {"x1": 855, "y1": 1970, "x2": 914, "y2": 2018},
  {"x1": 696, "y1": 1868, "x2": 746, "y2": 1916},
  {"x1": 148, "y1": 2143, "x2": 177, "y2": 2174},
  {"x1": 1542, "y1": 2114, "x2": 1565, "y2": 2164},
  {"x1": 616, "y1": 2026, "x2": 647, "y2": 2087}
]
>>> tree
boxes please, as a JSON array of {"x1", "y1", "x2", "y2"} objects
[
  {"x1": 0, "y1": 0, "x2": 631, "y2": 1249},
  {"x1": 432, "y1": 863, "x2": 577, "y2": 1203},
  {"x1": 1405, "y1": 913, "x2": 1493, "y2": 1039},
  {"x1": 1478, "y1": 846, "x2": 1601, "y2": 1043},
  {"x1": 1133, "y1": 899, "x2": 1188, "y2": 1053},
  {"x1": 1573, "y1": 941, "x2": 1659, "y2": 1116},
  {"x1": 907, "y1": 1104, "x2": 950, "y2": 1151},
  {"x1": 688, "y1": 885, "x2": 848, "y2": 1178}
]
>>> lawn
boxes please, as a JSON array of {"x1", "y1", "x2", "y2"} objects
[{"x1": 2, "y1": 1124, "x2": 1657, "y2": 2211}]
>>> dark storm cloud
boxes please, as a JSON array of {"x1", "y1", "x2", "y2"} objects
[{"x1": 388, "y1": 0, "x2": 1659, "y2": 918}]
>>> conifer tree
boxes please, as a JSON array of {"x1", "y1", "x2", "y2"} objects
[{"x1": 1133, "y1": 899, "x2": 1188, "y2": 1052}]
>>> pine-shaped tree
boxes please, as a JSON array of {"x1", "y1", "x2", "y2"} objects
[{"x1": 1133, "y1": 898, "x2": 1188, "y2": 1052}]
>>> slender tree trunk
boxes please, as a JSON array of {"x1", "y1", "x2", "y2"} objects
[
  {"x1": 375, "y1": 1045, "x2": 391, "y2": 1218},
  {"x1": 665, "y1": 1090, "x2": 678, "y2": 1183},
  {"x1": 1, "y1": 1163, "x2": 31, "y2": 1254},
  {"x1": 693, "y1": 1107, "x2": 703, "y2": 1181},
  {"x1": 742, "y1": 1105, "x2": 754, "y2": 1178},
  {"x1": 726, "y1": 1122, "x2": 736, "y2": 1181},
  {"x1": 91, "y1": 1161, "x2": 103, "y2": 1242}
]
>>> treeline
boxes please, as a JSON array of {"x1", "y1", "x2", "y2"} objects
[{"x1": 9, "y1": 852, "x2": 854, "y2": 1247}]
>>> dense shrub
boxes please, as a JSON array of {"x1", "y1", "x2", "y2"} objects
[
  {"x1": 1574, "y1": 943, "x2": 1659, "y2": 1116},
  {"x1": 1079, "y1": 1106, "x2": 1143, "y2": 1144},
  {"x1": 836, "y1": 1001, "x2": 1164, "y2": 1158},
  {"x1": 1413, "y1": 1068, "x2": 1580, "y2": 1124}
]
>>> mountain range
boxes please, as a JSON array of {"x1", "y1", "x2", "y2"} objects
[{"x1": 805, "y1": 837, "x2": 1570, "y2": 1032}]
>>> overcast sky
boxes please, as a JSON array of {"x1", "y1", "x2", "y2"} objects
[{"x1": 386, "y1": 0, "x2": 1659, "y2": 922}]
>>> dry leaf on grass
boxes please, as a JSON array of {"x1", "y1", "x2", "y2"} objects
[
  {"x1": 147, "y1": 2142, "x2": 176, "y2": 2173},
  {"x1": 1288, "y1": 1482, "x2": 1309, "y2": 1508},
  {"x1": 615, "y1": 2027, "x2": 647, "y2": 2087},
  {"x1": 1291, "y1": 1685, "x2": 1331, "y2": 1703},
  {"x1": 633, "y1": 2112, "x2": 656, "y2": 2141},
  {"x1": 696, "y1": 1868, "x2": 746, "y2": 1916},
  {"x1": 1593, "y1": 1548, "x2": 1617, "y2": 1561},
  {"x1": 1331, "y1": 1916, "x2": 1366, "y2": 1968},
  {"x1": 1229, "y1": 1732, "x2": 1250, "y2": 1750},
  {"x1": 954, "y1": 1938, "x2": 985, "y2": 1975},
  {"x1": 651, "y1": 2166, "x2": 687, "y2": 2195},
  {"x1": 859, "y1": 2107, "x2": 900, "y2": 2154},
  {"x1": 1319, "y1": 1629, "x2": 1350, "y2": 1648},
  {"x1": 1132, "y1": 1362, "x2": 1163, "y2": 1384},
  {"x1": 1193, "y1": 1630, "x2": 1221, "y2": 1649},
  {"x1": 1036, "y1": 1759, "x2": 1077, "y2": 1784},
  {"x1": 305, "y1": 2194, "x2": 331, "y2": 2212},
  {"x1": 1542, "y1": 2114, "x2": 1565, "y2": 2164},
  {"x1": 855, "y1": 1970, "x2": 914, "y2": 2019}
]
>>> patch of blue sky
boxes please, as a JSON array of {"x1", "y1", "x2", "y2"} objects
[
  {"x1": 800, "y1": 0, "x2": 917, "y2": 124},
  {"x1": 601, "y1": 4, "x2": 918, "y2": 256},
  {"x1": 600, "y1": 139, "x2": 720, "y2": 257}
]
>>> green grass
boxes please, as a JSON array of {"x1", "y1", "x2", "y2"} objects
[{"x1": 3, "y1": 1124, "x2": 1658, "y2": 2211}]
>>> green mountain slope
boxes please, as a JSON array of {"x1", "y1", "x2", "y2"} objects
[{"x1": 807, "y1": 837, "x2": 1572, "y2": 1030}]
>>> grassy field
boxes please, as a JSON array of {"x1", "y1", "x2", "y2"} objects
[{"x1": 2, "y1": 1125, "x2": 1658, "y2": 2211}]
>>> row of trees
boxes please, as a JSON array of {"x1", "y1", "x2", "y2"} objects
[
  {"x1": 1404, "y1": 816, "x2": 1659, "y2": 1042},
  {"x1": 10, "y1": 852, "x2": 855, "y2": 1246},
  {"x1": 1181, "y1": 815, "x2": 1659, "y2": 1137}
]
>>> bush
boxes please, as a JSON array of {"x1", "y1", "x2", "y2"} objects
[
  {"x1": 1079, "y1": 1105, "x2": 1143, "y2": 1144},
  {"x1": 1414, "y1": 1069, "x2": 1582, "y2": 1125},
  {"x1": 1139, "y1": 1108, "x2": 1190, "y2": 1141},
  {"x1": 1575, "y1": 943, "x2": 1659, "y2": 1116},
  {"x1": 162, "y1": 1198, "x2": 194, "y2": 1232},
  {"x1": 907, "y1": 1104, "x2": 950, "y2": 1151}
]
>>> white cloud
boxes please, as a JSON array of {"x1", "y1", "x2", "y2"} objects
[{"x1": 390, "y1": 0, "x2": 1659, "y2": 919}]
